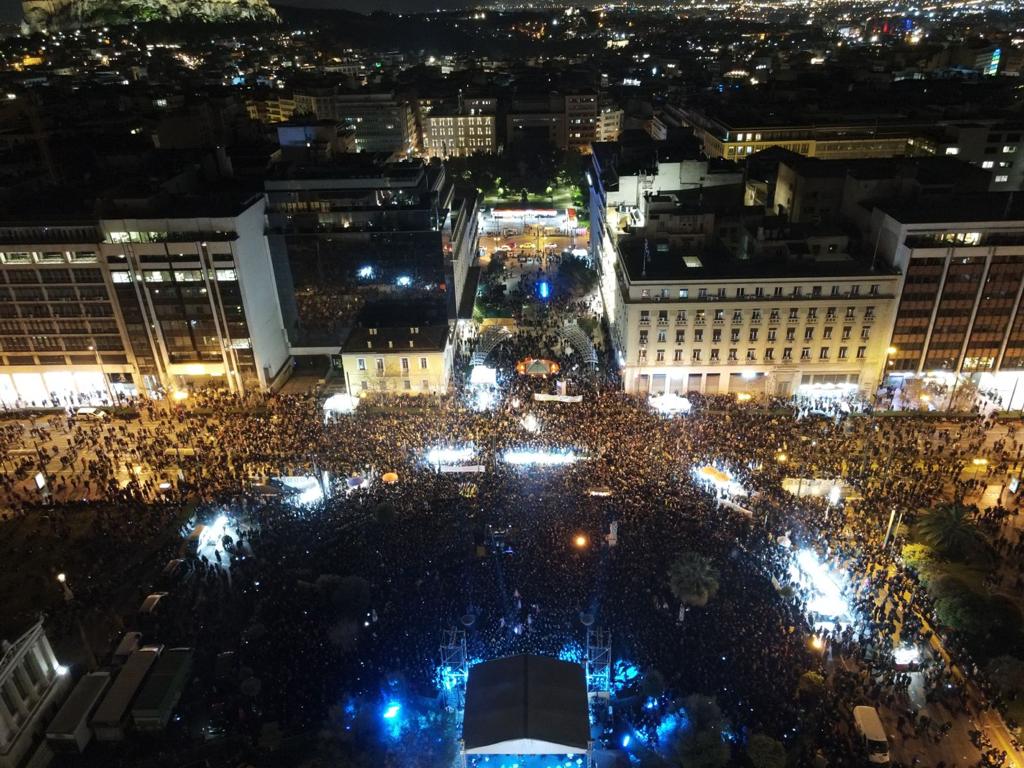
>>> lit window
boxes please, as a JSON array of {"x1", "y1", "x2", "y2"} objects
[
  {"x1": 215, "y1": 269, "x2": 237, "y2": 281},
  {"x1": 982, "y1": 161, "x2": 995, "y2": 169},
  {"x1": 111, "y1": 272, "x2": 131, "y2": 283},
  {"x1": 944, "y1": 147, "x2": 960, "y2": 156},
  {"x1": 996, "y1": 175, "x2": 1010, "y2": 183}
]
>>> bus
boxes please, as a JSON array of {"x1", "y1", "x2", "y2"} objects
[
  {"x1": 46, "y1": 672, "x2": 111, "y2": 753},
  {"x1": 90, "y1": 646, "x2": 162, "y2": 741},
  {"x1": 853, "y1": 705, "x2": 890, "y2": 764}
]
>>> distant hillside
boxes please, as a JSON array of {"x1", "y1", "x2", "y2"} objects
[{"x1": 22, "y1": 0, "x2": 277, "y2": 30}]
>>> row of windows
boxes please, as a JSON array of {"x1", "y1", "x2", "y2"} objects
[
  {"x1": 355, "y1": 356, "x2": 431, "y2": 372},
  {"x1": 639, "y1": 325, "x2": 873, "y2": 344},
  {"x1": 0, "y1": 251, "x2": 98, "y2": 264},
  {"x1": 639, "y1": 284, "x2": 881, "y2": 300},
  {"x1": 110, "y1": 269, "x2": 236, "y2": 284},
  {"x1": 638, "y1": 346, "x2": 869, "y2": 363},
  {"x1": 639, "y1": 306, "x2": 875, "y2": 324}
]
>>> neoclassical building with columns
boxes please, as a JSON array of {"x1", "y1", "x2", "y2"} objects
[{"x1": 0, "y1": 619, "x2": 70, "y2": 768}]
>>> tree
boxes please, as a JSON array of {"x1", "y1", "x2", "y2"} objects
[
  {"x1": 746, "y1": 733, "x2": 787, "y2": 768},
  {"x1": 668, "y1": 552, "x2": 720, "y2": 609},
  {"x1": 987, "y1": 655, "x2": 1024, "y2": 697},
  {"x1": 796, "y1": 671, "x2": 826, "y2": 704},
  {"x1": 914, "y1": 504, "x2": 986, "y2": 560}
]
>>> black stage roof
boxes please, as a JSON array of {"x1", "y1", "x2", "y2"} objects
[{"x1": 462, "y1": 655, "x2": 589, "y2": 755}]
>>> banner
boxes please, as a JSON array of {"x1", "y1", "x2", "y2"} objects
[
  {"x1": 533, "y1": 393, "x2": 583, "y2": 403},
  {"x1": 439, "y1": 465, "x2": 486, "y2": 474}
]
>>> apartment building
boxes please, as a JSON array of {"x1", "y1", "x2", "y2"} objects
[
  {"x1": 291, "y1": 89, "x2": 416, "y2": 156},
  {"x1": 265, "y1": 154, "x2": 478, "y2": 393},
  {"x1": 677, "y1": 106, "x2": 924, "y2": 162},
  {"x1": 865, "y1": 198, "x2": 1024, "y2": 407},
  {"x1": 589, "y1": 140, "x2": 899, "y2": 397},
  {"x1": 0, "y1": 189, "x2": 290, "y2": 405},
  {"x1": 564, "y1": 92, "x2": 599, "y2": 153},
  {"x1": 596, "y1": 103, "x2": 624, "y2": 143},
  {"x1": 244, "y1": 91, "x2": 296, "y2": 124},
  {"x1": 911, "y1": 122, "x2": 1024, "y2": 191},
  {"x1": 423, "y1": 106, "x2": 496, "y2": 158}
]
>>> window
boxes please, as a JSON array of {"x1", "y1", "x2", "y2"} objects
[
  {"x1": 403, "y1": 380, "x2": 412, "y2": 391},
  {"x1": 842, "y1": 326, "x2": 851, "y2": 340},
  {"x1": 789, "y1": 309, "x2": 799, "y2": 321},
  {"x1": 357, "y1": 358, "x2": 366, "y2": 371},
  {"x1": 400, "y1": 357, "x2": 409, "y2": 371},
  {"x1": 717, "y1": 287, "x2": 727, "y2": 298},
  {"x1": 819, "y1": 347, "x2": 829, "y2": 360},
  {"x1": 640, "y1": 310, "x2": 650, "y2": 324},
  {"x1": 861, "y1": 326, "x2": 870, "y2": 340},
  {"x1": 1004, "y1": 145, "x2": 1018, "y2": 154},
  {"x1": 694, "y1": 329, "x2": 703, "y2": 342},
  {"x1": 695, "y1": 310, "x2": 705, "y2": 324},
  {"x1": 376, "y1": 358, "x2": 385, "y2": 373},
  {"x1": 111, "y1": 272, "x2": 131, "y2": 283},
  {"x1": 735, "y1": 287, "x2": 745, "y2": 298},
  {"x1": 657, "y1": 330, "x2": 667, "y2": 343},
  {"x1": 823, "y1": 327, "x2": 833, "y2": 340},
  {"x1": 773, "y1": 287, "x2": 783, "y2": 297},
  {"x1": 361, "y1": 380, "x2": 368, "y2": 391},
  {"x1": 826, "y1": 307, "x2": 836, "y2": 321},
  {"x1": 641, "y1": 289, "x2": 649, "y2": 298},
  {"x1": 945, "y1": 147, "x2": 960, "y2": 155},
  {"x1": 174, "y1": 270, "x2": 203, "y2": 282},
  {"x1": 804, "y1": 328, "x2": 814, "y2": 341},
  {"x1": 656, "y1": 349, "x2": 665, "y2": 362},
  {"x1": 714, "y1": 309, "x2": 724, "y2": 322},
  {"x1": 692, "y1": 349, "x2": 701, "y2": 361},
  {"x1": 807, "y1": 308, "x2": 817, "y2": 321},
  {"x1": 215, "y1": 268, "x2": 237, "y2": 281},
  {"x1": 143, "y1": 270, "x2": 169, "y2": 282},
  {"x1": 674, "y1": 350, "x2": 683, "y2": 361},
  {"x1": 769, "y1": 310, "x2": 780, "y2": 323},
  {"x1": 420, "y1": 357, "x2": 428, "y2": 369},
  {"x1": 638, "y1": 349, "x2": 647, "y2": 362},
  {"x1": 658, "y1": 310, "x2": 668, "y2": 324},
  {"x1": 422, "y1": 379, "x2": 430, "y2": 391},
  {"x1": 732, "y1": 311, "x2": 743, "y2": 323},
  {"x1": 846, "y1": 307, "x2": 856, "y2": 320},
  {"x1": 679, "y1": 288, "x2": 688, "y2": 298},
  {"x1": 767, "y1": 329, "x2": 776, "y2": 341},
  {"x1": 838, "y1": 347, "x2": 848, "y2": 359},
  {"x1": 751, "y1": 310, "x2": 761, "y2": 322},
  {"x1": 639, "y1": 330, "x2": 648, "y2": 345},
  {"x1": 712, "y1": 329, "x2": 722, "y2": 343},
  {"x1": 731, "y1": 329, "x2": 740, "y2": 343},
  {"x1": 801, "y1": 347, "x2": 811, "y2": 360},
  {"x1": 792, "y1": 286, "x2": 802, "y2": 297},
  {"x1": 857, "y1": 346, "x2": 866, "y2": 359},
  {"x1": 765, "y1": 348, "x2": 774, "y2": 360},
  {"x1": 746, "y1": 348, "x2": 756, "y2": 361},
  {"x1": 710, "y1": 349, "x2": 720, "y2": 361},
  {"x1": 850, "y1": 285, "x2": 860, "y2": 296},
  {"x1": 728, "y1": 348, "x2": 738, "y2": 361},
  {"x1": 865, "y1": 306, "x2": 875, "y2": 320},
  {"x1": 983, "y1": 160, "x2": 995, "y2": 169},
  {"x1": 698, "y1": 288, "x2": 708, "y2": 299},
  {"x1": 755, "y1": 287, "x2": 764, "y2": 297},
  {"x1": 830, "y1": 285, "x2": 841, "y2": 296},
  {"x1": 676, "y1": 310, "x2": 687, "y2": 323},
  {"x1": 749, "y1": 329, "x2": 759, "y2": 342},
  {"x1": 660, "y1": 288, "x2": 669, "y2": 299},
  {"x1": 676, "y1": 330, "x2": 685, "y2": 343},
  {"x1": 812, "y1": 285, "x2": 822, "y2": 297},
  {"x1": 782, "y1": 347, "x2": 792, "y2": 360},
  {"x1": 996, "y1": 175, "x2": 1010, "y2": 183},
  {"x1": 786, "y1": 328, "x2": 796, "y2": 341}
]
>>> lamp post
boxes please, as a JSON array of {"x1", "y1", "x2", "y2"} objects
[
  {"x1": 56, "y1": 572, "x2": 97, "y2": 670},
  {"x1": 878, "y1": 346, "x2": 897, "y2": 402},
  {"x1": 88, "y1": 340, "x2": 115, "y2": 405}
]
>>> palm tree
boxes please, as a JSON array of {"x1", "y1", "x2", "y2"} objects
[
  {"x1": 668, "y1": 552, "x2": 720, "y2": 616},
  {"x1": 915, "y1": 504, "x2": 986, "y2": 560}
]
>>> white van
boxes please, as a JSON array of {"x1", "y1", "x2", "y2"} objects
[{"x1": 853, "y1": 706, "x2": 890, "y2": 764}]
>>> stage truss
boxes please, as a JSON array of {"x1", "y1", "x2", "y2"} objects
[{"x1": 586, "y1": 627, "x2": 612, "y2": 700}]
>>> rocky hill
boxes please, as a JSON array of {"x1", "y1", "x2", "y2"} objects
[{"x1": 22, "y1": 0, "x2": 277, "y2": 30}]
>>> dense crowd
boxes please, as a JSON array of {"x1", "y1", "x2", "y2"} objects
[{"x1": 1, "y1": 336, "x2": 1022, "y2": 768}]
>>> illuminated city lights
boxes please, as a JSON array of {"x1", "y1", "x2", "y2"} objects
[{"x1": 501, "y1": 448, "x2": 580, "y2": 466}]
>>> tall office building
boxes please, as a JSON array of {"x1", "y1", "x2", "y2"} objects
[{"x1": 265, "y1": 154, "x2": 478, "y2": 394}]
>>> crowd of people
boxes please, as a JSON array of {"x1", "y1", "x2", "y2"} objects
[{"x1": 0, "y1": 330, "x2": 1022, "y2": 768}]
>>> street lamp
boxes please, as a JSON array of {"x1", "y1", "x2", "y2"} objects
[
  {"x1": 88, "y1": 340, "x2": 116, "y2": 404},
  {"x1": 55, "y1": 572, "x2": 96, "y2": 669},
  {"x1": 776, "y1": 452, "x2": 787, "y2": 464},
  {"x1": 878, "y1": 346, "x2": 897, "y2": 399},
  {"x1": 573, "y1": 534, "x2": 588, "y2": 549}
]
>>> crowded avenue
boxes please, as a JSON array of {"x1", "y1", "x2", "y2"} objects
[{"x1": 3, "y1": 317, "x2": 1024, "y2": 768}]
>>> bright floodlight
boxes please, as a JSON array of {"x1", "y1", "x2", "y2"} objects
[
  {"x1": 521, "y1": 413, "x2": 540, "y2": 433},
  {"x1": 357, "y1": 265, "x2": 374, "y2": 279},
  {"x1": 471, "y1": 388, "x2": 496, "y2": 411},
  {"x1": 790, "y1": 549, "x2": 851, "y2": 627},
  {"x1": 323, "y1": 393, "x2": 358, "y2": 416},
  {"x1": 55, "y1": 664, "x2": 69, "y2": 676},
  {"x1": 894, "y1": 646, "x2": 919, "y2": 665},
  {"x1": 502, "y1": 448, "x2": 580, "y2": 466},
  {"x1": 425, "y1": 445, "x2": 475, "y2": 465},
  {"x1": 382, "y1": 702, "x2": 401, "y2": 720},
  {"x1": 469, "y1": 365, "x2": 497, "y2": 386},
  {"x1": 279, "y1": 476, "x2": 324, "y2": 506},
  {"x1": 649, "y1": 392, "x2": 692, "y2": 415},
  {"x1": 692, "y1": 465, "x2": 746, "y2": 496},
  {"x1": 573, "y1": 534, "x2": 588, "y2": 548},
  {"x1": 395, "y1": 275, "x2": 412, "y2": 287},
  {"x1": 172, "y1": 390, "x2": 189, "y2": 402},
  {"x1": 828, "y1": 485, "x2": 842, "y2": 505}
]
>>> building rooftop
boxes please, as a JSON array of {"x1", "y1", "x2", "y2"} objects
[
  {"x1": 617, "y1": 236, "x2": 896, "y2": 283},
  {"x1": 874, "y1": 194, "x2": 1024, "y2": 225}
]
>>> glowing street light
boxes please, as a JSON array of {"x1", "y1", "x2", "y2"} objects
[
  {"x1": 172, "y1": 390, "x2": 189, "y2": 402},
  {"x1": 56, "y1": 572, "x2": 66, "y2": 584},
  {"x1": 573, "y1": 534, "x2": 589, "y2": 549},
  {"x1": 776, "y1": 452, "x2": 787, "y2": 463},
  {"x1": 736, "y1": 392, "x2": 752, "y2": 402}
]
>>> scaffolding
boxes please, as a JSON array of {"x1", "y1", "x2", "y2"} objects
[
  {"x1": 585, "y1": 627, "x2": 612, "y2": 700},
  {"x1": 438, "y1": 629, "x2": 469, "y2": 716}
]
